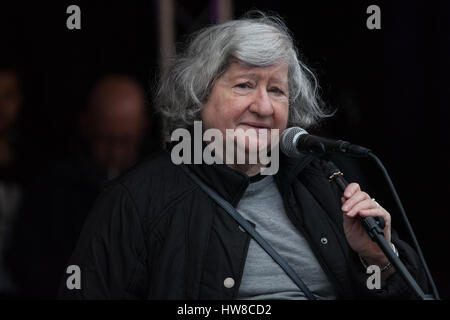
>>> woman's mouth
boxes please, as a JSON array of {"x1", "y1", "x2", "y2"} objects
[{"x1": 239, "y1": 122, "x2": 271, "y2": 130}]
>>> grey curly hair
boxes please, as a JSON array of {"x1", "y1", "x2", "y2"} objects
[{"x1": 155, "y1": 12, "x2": 332, "y2": 142}]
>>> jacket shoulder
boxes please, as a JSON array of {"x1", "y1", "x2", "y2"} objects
[{"x1": 104, "y1": 151, "x2": 196, "y2": 223}]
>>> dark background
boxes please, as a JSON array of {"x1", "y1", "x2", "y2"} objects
[{"x1": 1, "y1": 0, "x2": 448, "y2": 298}]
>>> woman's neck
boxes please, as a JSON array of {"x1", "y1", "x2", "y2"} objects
[{"x1": 227, "y1": 163, "x2": 264, "y2": 177}]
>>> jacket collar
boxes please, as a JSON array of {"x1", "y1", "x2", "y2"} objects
[{"x1": 169, "y1": 134, "x2": 316, "y2": 206}]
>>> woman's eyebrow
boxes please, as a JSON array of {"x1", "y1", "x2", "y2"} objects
[
  {"x1": 229, "y1": 73, "x2": 257, "y2": 80},
  {"x1": 229, "y1": 73, "x2": 287, "y2": 85}
]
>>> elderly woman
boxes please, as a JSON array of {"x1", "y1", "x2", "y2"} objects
[{"x1": 61, "y1": 13, "x2": 427, "y2": 299}]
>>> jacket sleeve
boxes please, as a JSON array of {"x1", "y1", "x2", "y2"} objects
[
  {"x1": 347, "y1": 228, "x2": 430, "y2": 299},
  {"x1": 58, "y1": 183, "x2": 149, "y2": 299}
]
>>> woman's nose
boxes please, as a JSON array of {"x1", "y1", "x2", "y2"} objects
[{"x1": 249, "y1": 87, "x2": 274, "y2": 117}]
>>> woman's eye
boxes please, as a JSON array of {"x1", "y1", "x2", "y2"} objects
[
  {"x1": 270, "y1": 87, "x2": 285, "y2": 95},
  {"x1": 236, "y1": 83, "x2": 251, "y2": 89}
]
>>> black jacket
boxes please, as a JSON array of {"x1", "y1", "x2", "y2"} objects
[{"x1": 59, "y1": 150, "x2": 429, "y2": 299}]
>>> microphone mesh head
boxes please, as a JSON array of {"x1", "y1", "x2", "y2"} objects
[{"x1": 280, "y1": 127, "x2": 308, "y2": 158}]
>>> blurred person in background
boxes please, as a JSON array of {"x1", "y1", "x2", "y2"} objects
[
  {"x1": 0, "y1": 66, "x2": 25, "y2": 297},
  {"x1": 79, "y1": 75, "x2": 151, "y2": 180},
  {"x1": 7, "y1": 74, "x2": 155, "y2": 298}
]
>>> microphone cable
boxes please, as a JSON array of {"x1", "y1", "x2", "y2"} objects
[{"x1": 367, "y1": 151, "x2": 440, "y2": 300}]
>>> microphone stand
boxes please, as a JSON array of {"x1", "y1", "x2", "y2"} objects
[{"x1": 323, "y1": 160, "x2": 430, "y2": 300}]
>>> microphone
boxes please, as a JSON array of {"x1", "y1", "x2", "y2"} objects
[{"x1": 280, "y1": 127, "x2": 371, "y2": 157}]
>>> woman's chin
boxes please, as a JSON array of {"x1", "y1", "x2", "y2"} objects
[{"x1": 235, "y1": 139, "x2": 271, "y2": 157}]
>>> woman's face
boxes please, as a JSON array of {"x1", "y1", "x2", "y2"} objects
[{"x1": 201, "y1": 61, "x2": 289, "y2": 155}]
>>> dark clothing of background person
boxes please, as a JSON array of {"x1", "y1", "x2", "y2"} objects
[
  {"x1": 0, "y1": 131, "x2": 30, "y2": 297},
  {"x1": 7, "y1": 136, "x2": 159, "y2": 299},
  {"x1": 6, "y1": 148, "x2": 109, "y2": 298},
  {"x1": 0, "y1": 67, "x2": 34, "y2": 297},
  {"x1": 59, "y1": 149, "x2": 429, "y2": 299}
]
